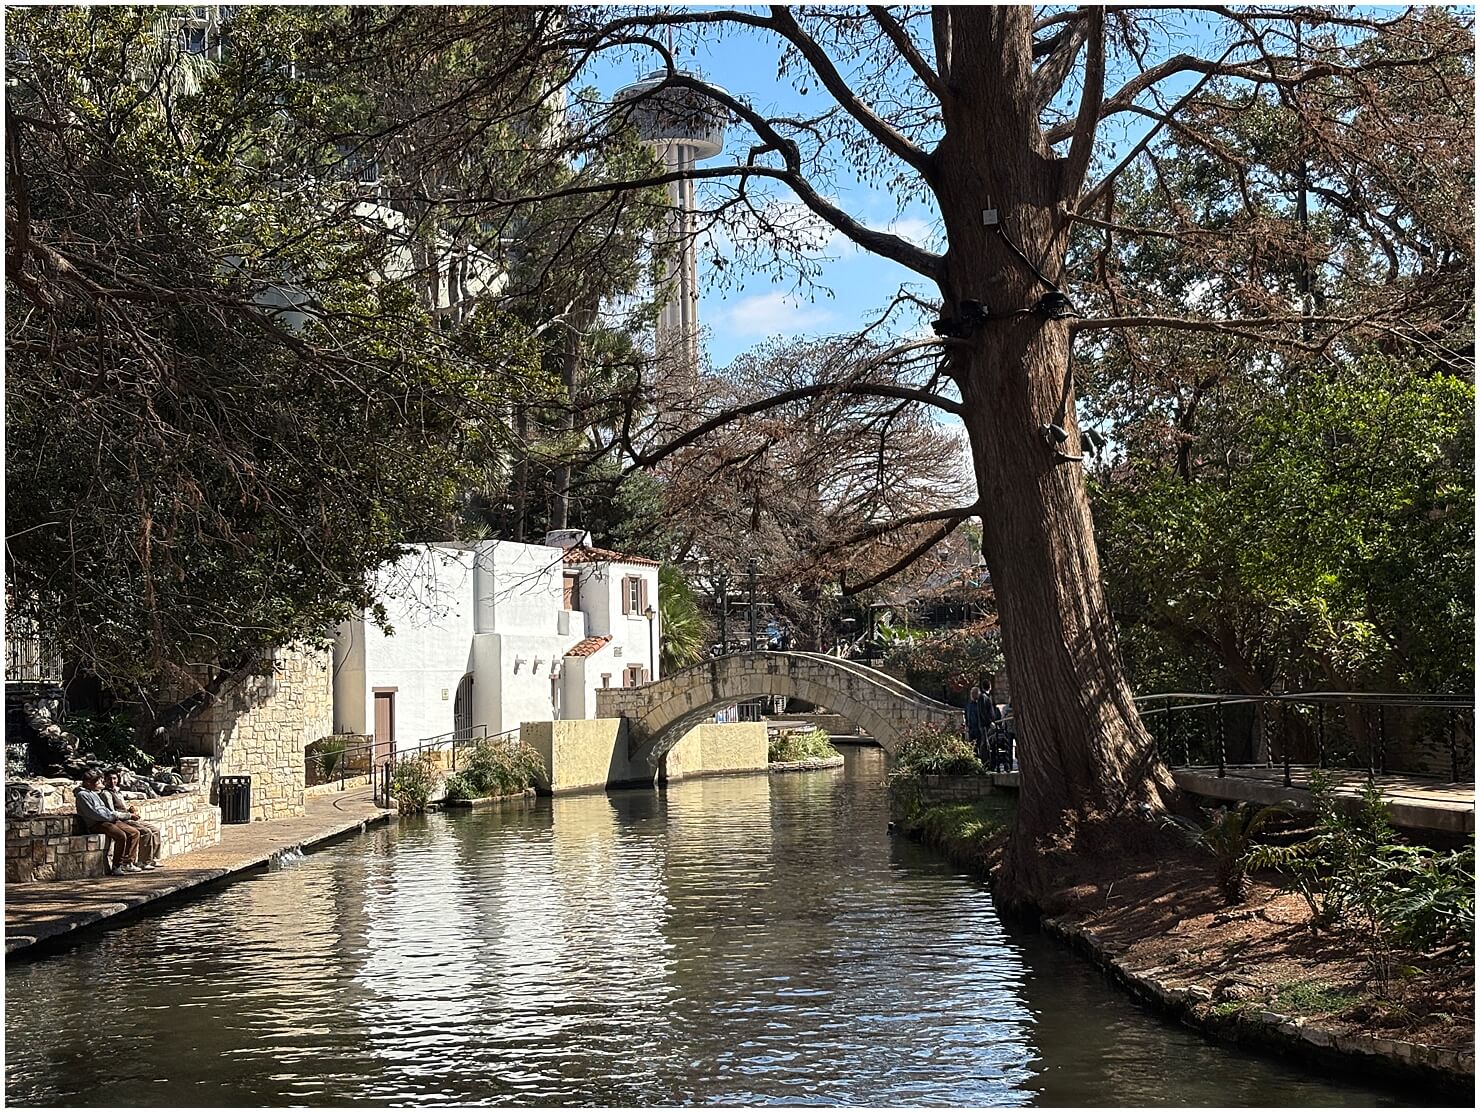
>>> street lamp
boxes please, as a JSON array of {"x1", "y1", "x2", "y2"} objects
[
  {"x1": 747, "y1": 558, "x2": 758, "y2": 652},
  {"x1": 644, "y1": 603, "x2": 657, "y2": 681},
  {"x1": 716, "y1": 567, "x2": 730, "y2": 656}
]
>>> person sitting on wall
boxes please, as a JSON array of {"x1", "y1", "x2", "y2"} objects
[
  {"x1": 74, "y1": 770, "x2": 144, "y2": 875},
  {"x1": 102, "y1": 769, "x2": 162, "y2": 871}
]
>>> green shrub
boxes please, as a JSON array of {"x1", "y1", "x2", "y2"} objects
[
  {"x1": 460, "y1": 738, "x2": 544, "y2": 797},
  {"x1": 1162, "y1": 801, "x2": 1287, "y2": 905},
  {"x1": 1370, "y1": 842, "x2": 1474, "y2": 957},
  {"x1": 1247, "y1": 773, "x2": 1394, "y2": 929},
  {"x1": 768, "y1": 727, "x2": 840, "y2": 763},
  {"x1": 64, "y1": 710, "x2": 153, "y2": 772},
  {"x1": 893, "y1": 723, "x2": 983, "y2": 777},
  {"x1": 1246, "y1": 774, "x2": 1476, "y2": 974},
  {"x1": 392, "y1": 755, "x2": 436, "y2": 814},
  {"x1": 442, "y1": 771, "x2": 475, "y2": 802},
  {"x1": 307, "y1": 735, "x2": 349, "y2": 782}
]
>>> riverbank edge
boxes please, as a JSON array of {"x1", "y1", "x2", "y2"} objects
[
  {"x1": 440, "y1": 789, "x2": 538, "y2": 809},
  {"x1": 5, "y1": 808, "x2": 394, "y2": 958},
  {"x1": 768, "y1": 756, "x2": 846, "y2": 772},
  {"x1": 899, "y1": 818, "x2": 1475, "y2": 1099}
]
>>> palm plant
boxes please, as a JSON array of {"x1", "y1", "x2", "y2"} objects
[
  {"x1": 658, "y1": 566, "x2": 710, "y2": 674},
  {"x1": 1163, "y1": 801, "x2": 1288, "y2": 905}
]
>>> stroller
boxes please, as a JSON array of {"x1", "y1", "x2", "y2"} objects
[{"x1": 985, "y1": 719, "x2": 1015, "y2": 773}]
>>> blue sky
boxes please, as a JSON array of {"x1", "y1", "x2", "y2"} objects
[
  {"x1": 577, "y1": 8, "x2": 1316, "y2": 369},
  {"x1": 586, "y1": 28, "x2": 943, "y2": 368}
]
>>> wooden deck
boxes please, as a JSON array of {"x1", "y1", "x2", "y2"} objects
[{"x1": 1172, "y1": 765, "x2": 1474, "y2": 835}]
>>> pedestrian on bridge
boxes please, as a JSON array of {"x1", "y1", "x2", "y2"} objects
[{"x1": 965, "y1": 686, "x2": 995, "y2": 763}]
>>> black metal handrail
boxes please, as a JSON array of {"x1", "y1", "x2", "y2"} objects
[
  {"x1": 373, "y1": 725, "x2": 523, "y2": 807},
  {"x1": 1135, "y1": 690, "x2": 1474, "y2": 785},
  {"x1": 304, "y1": 736, "x2": 376, "y2": 790}
]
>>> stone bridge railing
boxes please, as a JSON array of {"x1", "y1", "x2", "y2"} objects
[{"x1": 595, "y1": 652, "x2": 958, "y2": 765}]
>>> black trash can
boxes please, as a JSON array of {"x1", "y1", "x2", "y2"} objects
[{"x1": 217, "y1": 775, "x2": 252, "y2": 824}]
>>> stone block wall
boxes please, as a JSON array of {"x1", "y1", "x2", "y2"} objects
[
  {"x1": 888, "y1": 774, "x2": 1001, "y2": 820},
  {"x1": 174, "y1": 644, "x2": 332, "y2": 822},
  {"x1": 5, "y1": 816, "x2": 108, "y2": 882},
  {"x1": 138, "y1": 794, "x2": 221, "y2": 860},
  {"x1": 521, "y1": 718, "x2": 652, "y2": 793},
  {"x1": 3, "y1": 793, "x2": 221, "y2": 881},
  {"x1": 665, "y1": 723, "x2": 769, "y2": 781}
]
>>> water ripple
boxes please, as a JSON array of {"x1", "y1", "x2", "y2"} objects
[{"x1": 7, "y1": 751, "x2": 1412, "y2": 1107}]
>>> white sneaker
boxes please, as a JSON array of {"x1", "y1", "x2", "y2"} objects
[
  {"x1": 142, "y1": 861, "x2": 161, "y2": 870},
  {"x1": 117, "y1": 864, "x2": 143, "y2": 874}
]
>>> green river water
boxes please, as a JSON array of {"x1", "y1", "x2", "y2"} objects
[{"x1": 4, "y1": 747, "x2": 1424, "y2": 1106}]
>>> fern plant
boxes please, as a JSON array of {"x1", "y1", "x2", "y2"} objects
[{"x1": 1163, "y1": 801, "x2": 1288, "y2": 904}]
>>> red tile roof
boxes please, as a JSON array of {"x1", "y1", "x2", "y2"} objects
[
  {"x1": 563, "y1": 634, "x2": 612, "y2": 658},
  {"x1": 561, "y1": 545, "x2": 660, "y2": 567}
]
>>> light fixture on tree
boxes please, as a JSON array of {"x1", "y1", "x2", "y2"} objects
[{"x1": 1039, "y1": 422, "x2": 1083, "y2": 465}]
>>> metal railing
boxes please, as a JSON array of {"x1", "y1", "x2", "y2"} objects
[
  {"x1": 5, "y1": 625, "x2": 62, "y2": 684},
  {"x1": 304, "y1": 735, "x2": 376, "y2": 790},
  {"x1": 371, "y1": 725, "x2": 525, "y2": 808},
  {"x1": 1136, "y1": 691, "x2": 1475, "y2": 785}
]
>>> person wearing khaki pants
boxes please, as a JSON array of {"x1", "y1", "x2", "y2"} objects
[
  {"x1": 74, "y1": 770, "x2": 143, "y2": 874},
  {"x1": 102, "y1": 769, "x2": 161, "y2": 869}
]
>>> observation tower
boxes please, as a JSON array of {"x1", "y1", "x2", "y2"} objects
[{"x1": 615, "y1": 70, "x2": 727, "y2": 375}]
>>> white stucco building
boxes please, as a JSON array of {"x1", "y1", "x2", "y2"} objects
[{"x1": 332, "y1": 532, "x2": 660, "y2": 756}]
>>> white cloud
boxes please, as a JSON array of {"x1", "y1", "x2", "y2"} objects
[
  {"x1": 885, "y1": 216, "x2": 939, "y2": 250},
  {"x1": 717, "y1": 290, "x2": 835, "y2": 338}
]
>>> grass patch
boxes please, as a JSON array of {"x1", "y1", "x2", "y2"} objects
[
  {"x1": 903, "y1": 801, "x2": 1010, "y2": 868},
  {"x1": 1273, "y1": 979, "x2": 1361, "y2": 1016},
  {"x1": 769, "y1": 727, "x2": 841, "y2": 763},
  {"x1": 1207, "y1": 999, "x2": 1257, "y2": 1018}
]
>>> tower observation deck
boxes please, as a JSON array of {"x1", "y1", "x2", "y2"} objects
[{"x1": 615, "y1": 70, "x2": 728, "y2": 376}]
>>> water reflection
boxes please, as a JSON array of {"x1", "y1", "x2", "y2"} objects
[{"x1": 5, "y1": 750, "x2": 1416, "y2": 1107}]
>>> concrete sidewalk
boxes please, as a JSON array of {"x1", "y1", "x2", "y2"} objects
[{"x1": 4, "y1": 790, "x2": 394, "y2": 956}]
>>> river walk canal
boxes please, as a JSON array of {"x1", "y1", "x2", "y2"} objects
[{"x1": 5, "y1": 748, "x2": 1417, "y2": 1106}]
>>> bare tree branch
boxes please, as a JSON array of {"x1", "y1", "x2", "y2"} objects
[
  {"x1": 767, "y1": 6, "x2": 935, "y2": 177},
  {"x1": 841, "y1": 516, "x2": 969, "y2": 596},
  {"x1": 868, "y1": 6, "x2": 949, "y2": 102}
]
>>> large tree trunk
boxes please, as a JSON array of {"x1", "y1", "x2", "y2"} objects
[{"x1": 939, "y1": 7, "x2": 1177, "y2": 905}]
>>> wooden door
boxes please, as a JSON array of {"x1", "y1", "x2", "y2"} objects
[{"x1": 373, "y1": 691, "x2": 395, "y2": 765}]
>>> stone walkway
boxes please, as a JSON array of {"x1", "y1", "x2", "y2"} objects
[
  {"x1": 1172, "y1": 765, "x2": 1474, "y2": 835},
  {"x1": 5, "y1": 790, "x2": 393, "y2": 956}
]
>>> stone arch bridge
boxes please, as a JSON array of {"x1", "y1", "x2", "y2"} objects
[{"x1": 595, "y1": 652, "x2": 959, "y2": 766}]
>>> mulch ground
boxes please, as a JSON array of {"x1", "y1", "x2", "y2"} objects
[{"x1": 1042, "y1": 847, "x2": 1474, "y2": 1054}]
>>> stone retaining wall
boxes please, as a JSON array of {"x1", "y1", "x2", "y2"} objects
[
  {"x1": 5, "y1": 816, "x2": 108, "y2": 882},
  {"x1": 4, "y1": 793, "x2": 220, "y2": 882},
  {"x1": 139, "y1": 794, "x2": 221, "y2": 861},
  {"x1": 1041, "y1": 915, "x2": 1473, "y2": 1097},
  {"x1": 888, "y1": 773, "x2": 1002, "y2": 819},
  {"x1": 173, "y1": 644, "x2": 332, "y2": 822},
  {"x1": 304, "y1": 774, "x2": 373, "y2": 798},
  {"x1": 768, "y1": 755, "x2": 846, "y2": 773}
]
